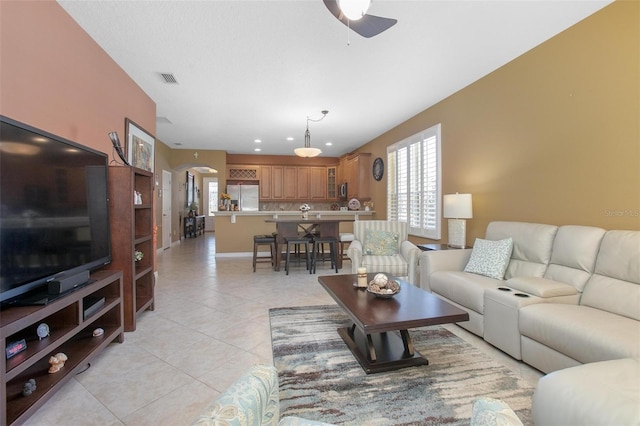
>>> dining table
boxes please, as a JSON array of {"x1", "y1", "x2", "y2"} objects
[{"x1": 265, "y1": 218, "x2": 354, "y2": 271}]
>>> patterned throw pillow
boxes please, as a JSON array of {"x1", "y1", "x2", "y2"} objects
[
  {"x1": 363, "y1": 229, "x2": 399, "y2": 256},
  {"x1": 464, "y1": 238, "x2": 513, "y2": 280}
]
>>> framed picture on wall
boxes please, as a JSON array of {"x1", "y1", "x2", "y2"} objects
[{"x1": 125, "y1": 118, "x2": 155, "y2": 172}]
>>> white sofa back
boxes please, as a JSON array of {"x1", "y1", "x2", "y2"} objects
[
  {"x1": 543, "y1": 225, "x2": 606, "y2": 292},
  {"x1": 485, "y1": 222, "x2": 557, "y2": 279},
  {"x1": 581, "y1": 230, "x2": 640, "y2": 321}
]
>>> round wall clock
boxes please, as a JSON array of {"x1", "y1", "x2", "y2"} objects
[{"x1": 372, "y1": 157, "x2": 384, "y2": 181}]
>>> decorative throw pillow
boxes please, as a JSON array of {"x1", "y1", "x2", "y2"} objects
[
  {"x1": 464, "y1": 237, "x2": 513, "y2": 280},
  {"x1": 363, "y1": 229, "x2": 399, "y2": 256}
]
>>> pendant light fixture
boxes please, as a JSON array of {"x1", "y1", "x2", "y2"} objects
[{"x1": 294, "y1": 110, "x2": 328, "y2": 158}]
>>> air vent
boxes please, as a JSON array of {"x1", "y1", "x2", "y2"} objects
[
  {"x1": 159, "y1": 73, "x2": 178, "y2": 84},
  {"x1": 156, "y1": 116, "x2": 172, "y2": 124}
]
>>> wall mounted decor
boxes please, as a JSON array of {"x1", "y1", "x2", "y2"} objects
[{"x1": 125, "y1": 118, "x2": 155, "y2": 172}]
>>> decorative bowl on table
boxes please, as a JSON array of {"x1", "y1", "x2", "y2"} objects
[{"x1": 366, "y1": 273, "x2": 400, "y2": 298}]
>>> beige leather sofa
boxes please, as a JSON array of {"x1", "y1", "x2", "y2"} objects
[{"x1": 420, "y1": 221, "x2": 640, "y2": 424}]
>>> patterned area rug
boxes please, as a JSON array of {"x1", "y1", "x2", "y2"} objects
[{"x1": 270, "y1": 305, "x2": 535, "y2": 426}]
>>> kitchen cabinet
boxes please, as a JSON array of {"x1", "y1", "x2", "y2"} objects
[
  {"x1": 343, "y1": 153, "x2": 371, "y2": 200},
  {"x1": 259, "y1": 166, "x2": 272, "y2": 199},
  {"x1": 327, "y1": 167, "x2": 337, "y2": 199},
  {"x1": 310, "y1": 167, "x2": 327, "y2": 199},
  {"x1": 257, "y1": 165, "x2": 334, "y2": 201},
  {"x1": 283, "y1": 167, "x2": 297, "y2": 199}
]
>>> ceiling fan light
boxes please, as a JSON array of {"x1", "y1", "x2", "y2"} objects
[{"x1": 338, "y1": 0, "x2": 371, "y2": 21}]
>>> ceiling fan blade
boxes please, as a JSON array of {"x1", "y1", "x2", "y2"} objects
[{"x1": 322, "y1": 0, "x2": 397, "y2": 38}]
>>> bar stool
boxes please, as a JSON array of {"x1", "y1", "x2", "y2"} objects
[
  {"x1": 284, "y1": 236, "x2": 311, "y2": 275},
  {"x1": 339, "y1": 233, "x2": 354, "y2": 263},
  {"x1": 253, "y1": 234, "x2": 275, "y2": 272},
  {"x1": 311, "y1": 236, "x2": 338, "y2": 274}
]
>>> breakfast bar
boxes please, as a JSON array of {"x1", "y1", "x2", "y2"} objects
[{"x1": 265, "y1": 217, "x2": 355, "y2": 271}]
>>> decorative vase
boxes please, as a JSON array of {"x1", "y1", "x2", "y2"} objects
[{"x1": 301, "y1": 211, "x2": 308, "y2": 219}]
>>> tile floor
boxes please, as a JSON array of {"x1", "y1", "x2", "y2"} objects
[{"x1": 23, "y1": 233, "x2": 542, "y2": 425}]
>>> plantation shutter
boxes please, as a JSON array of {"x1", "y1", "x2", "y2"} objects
[{"x1": 386, "y1": 124, "x2": 441, "y2": 239}]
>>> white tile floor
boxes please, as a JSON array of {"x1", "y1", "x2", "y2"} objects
[{"x1": 23, "y1": 233, "x2": 542, "y2": 425}]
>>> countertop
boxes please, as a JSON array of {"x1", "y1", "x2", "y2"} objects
[{"x1": 214, "y1": 210, "x2": 375, "y2": 218}]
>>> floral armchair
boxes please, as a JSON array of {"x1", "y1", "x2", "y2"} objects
[{"x1": 346, "y1": 220, "x2": 421, "y2": 285}]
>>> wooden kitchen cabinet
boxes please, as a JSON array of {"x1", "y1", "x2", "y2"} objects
[
  {"x1": 344, "y1": 153, "x2": 371, "y2": 200},
  {"x1": 259, "y1": 166, "x2": 272, "y2": 199},
  {"x1": 283, "y1": 167, "x2": 297, "y2": 199},
  {"x1": 257, "y1": 164, "x2": 334, "y2": 201},
  {"x1": 310, "y1": 167, "x2": 327, "y2": 199}
]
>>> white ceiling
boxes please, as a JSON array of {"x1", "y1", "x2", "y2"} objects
[{"x1": 58, "y1": 0, "x2": 611, "y2": 157}]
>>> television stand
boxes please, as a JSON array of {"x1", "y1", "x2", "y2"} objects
[
  {"x1": 0, "y1": 270, "x2": 123, "y2": 425},
  {"x1": 2, "y1": 279, "x2": 97, "y2": 307}
]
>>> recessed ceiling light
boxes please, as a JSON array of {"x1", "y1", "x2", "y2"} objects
[
  {"x1": 286, "y1": 137, "x2": 294, "y2": 141},
  {"x1": 254, "y1": 148, "x2": 262, "y2": 152},
  {"x1": 325, "y1": 142, "x2": 333, "y2": 146},
  {"x1": 254, "y1": 139, "x2": 262, "y2": 143}
]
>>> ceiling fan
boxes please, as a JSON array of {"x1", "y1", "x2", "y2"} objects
[{"x1": 323, "y1": 0, "x2": 397, "y2": 38}]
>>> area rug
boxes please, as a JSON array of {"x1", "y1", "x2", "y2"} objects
[{"x1": 270, "y1": 305, "x2": 535, "y2": 426}]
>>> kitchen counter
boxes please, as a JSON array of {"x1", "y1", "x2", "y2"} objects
[{"x1": 212, "y1": 210, "x2": 376, "y2": 255}]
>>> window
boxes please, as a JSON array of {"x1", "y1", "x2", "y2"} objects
[
  {"x1": 205, "y1": 178, "x2": 219, "y2": 214},
  {"x1": 387, "y1": 123, "x2": 442, "y2": 239}
]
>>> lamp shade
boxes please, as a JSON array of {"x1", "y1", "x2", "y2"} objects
[
  {"x1": 294, "y1": 147, "x2": 322, "y2": 158},
  {"x1": 443, "y1": 193, "x2": 473, "y2": 219}
]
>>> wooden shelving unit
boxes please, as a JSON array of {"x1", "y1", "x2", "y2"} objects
[
  {"x1": 1, "y1": 270, "x2": 124, "y2": 426},
  {"x1": 108, "y1": 166, "x2": 155, "y2": 332}
]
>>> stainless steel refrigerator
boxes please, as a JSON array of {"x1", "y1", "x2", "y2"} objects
[{"x1": 227, "y1": 184, "x2": 259, "y2": 211}]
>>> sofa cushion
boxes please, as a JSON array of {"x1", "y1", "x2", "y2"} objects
[
  {"x1": 581, "y1": 230, "x2": 640, "y2": 320},
  {"x1": 543, "y1": 225, "x2": 605, "y2": 292},
  {"x1": 485, "y1": 222, "x2": 557, "y2": 279},
  {"x1": 464, "y1": 238, "x2": 513, "y2": 280},
  {"x1": 363, "y1": 229, "x2": 399, "y2": 256},
  {"x1": 519, "y1": 304, "x2": 640, "y2": 363},
  {"x1": 533, "y1": 358, "x2": 640, "y2": 426},
  {"x1": 431, "y1": 271, "x2": 501, "y2": 314}
]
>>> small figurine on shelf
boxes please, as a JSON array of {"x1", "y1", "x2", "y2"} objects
[
  {"x1": 22, "y1": 379, "x2": 37, "y2": 397},
  {"x1": 48, "y1": 352, "x2": 68, "y2": 373},
  {"x1": 134, "y1": 250, "x2": 144, "y2": 263}
]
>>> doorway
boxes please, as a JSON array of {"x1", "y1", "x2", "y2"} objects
[{"x1": 203, "y1": 177, "x2": 219, "y2": 232}]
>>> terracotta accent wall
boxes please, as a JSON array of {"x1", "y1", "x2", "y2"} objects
[
  {"x1": 0, "y1": 1, "x2": 155, "y2": 159},
  {"x1": 361, "y1": 1, "x2": 639, "y2": 244}
]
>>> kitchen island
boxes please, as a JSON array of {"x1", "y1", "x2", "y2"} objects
[{"x1": 213, "y1": 210, "x2": 375, "y2": 256}]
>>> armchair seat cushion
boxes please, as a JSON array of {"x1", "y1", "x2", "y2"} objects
[{"x1": 361, "y1": 254, "x2": 408, "y2": 277}]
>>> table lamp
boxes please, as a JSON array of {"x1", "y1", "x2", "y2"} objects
[{"x1": 443, "y1": 193, "x2": 473, "y2": 248}]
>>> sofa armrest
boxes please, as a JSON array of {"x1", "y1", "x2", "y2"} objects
[
  {"x1": 419, "y1": 249, "x2": 472, "y2": 291},
  {"x1": 400, "y1": 240, "x2": 421, "y2": 285},
  {"x1": 506, "y1": 276, "x2": 578, "y2": 298},
  {"x1": 346, "y1": 239, "x2": 363, "y2": 274},
  {"x1": 192, "y1": 364, "x2": 279, "y2": 426}
]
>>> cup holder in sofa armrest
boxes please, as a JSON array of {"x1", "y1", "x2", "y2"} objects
[
  {"x1": 514, "y1": 293, "x2": 530, "y2": 298},
  {"x1": 498, "y1": 287, "x2": 512, "y2": 291}
]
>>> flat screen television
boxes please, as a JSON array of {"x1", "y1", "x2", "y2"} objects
[{"x1": 0, "y1": 116, "x2": 112, "y2": 304}]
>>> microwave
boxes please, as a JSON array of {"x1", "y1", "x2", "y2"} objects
[{"x1": 338, "y1": 182, "x2": 348, "y2": 200}]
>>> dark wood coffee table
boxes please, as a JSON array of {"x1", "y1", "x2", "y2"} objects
[{"x1": 318, "y1": 274, "x2": 469, "y2": 374}]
